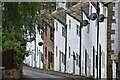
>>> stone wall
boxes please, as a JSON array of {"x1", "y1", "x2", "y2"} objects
[
  {"x1": 107, "y1": 3, "x2": 116, "y2": 79},
  {"x1": 2, "y1": 68, "x2": 22, "y2": 79}
]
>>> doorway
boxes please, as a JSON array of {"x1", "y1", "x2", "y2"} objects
[{"x1": 73, "y1": 52, "x2": 75, "y2": 74}]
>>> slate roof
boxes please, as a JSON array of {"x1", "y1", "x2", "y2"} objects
[
  {"x1": 66, "y1": 2, "x2": 89, "y2": 22},
  {"x1": 43, "y1": 14, "x2": 54, "y2": 29},
  {"x1": 52, "y1": 2, "x2": 90, "y2": 25},
  {"x1": 52, "y1": 10, "x2": 67, "y2": 26}
]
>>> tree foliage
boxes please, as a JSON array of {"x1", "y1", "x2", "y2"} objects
[{"x1": 2, "y1": 2, "x2": 56, "y2": 68}]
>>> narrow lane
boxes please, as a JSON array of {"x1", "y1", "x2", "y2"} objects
[{"x1": 23, "y1": 66, "x2": 74, "y2": 80}]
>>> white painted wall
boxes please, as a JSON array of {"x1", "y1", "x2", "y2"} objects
[
  {"x1": 87, "y1": 3, "x2": 97, "y2": 77},
  {"x1": 35, "y1": 26, "x2": 44, "y2": 69},
  {"x1": 99, "y1": 3, "x2": 107, "y2": 78},
  {"x1": 54, "y1": 19, "x2": 66, "y2": 73},
  {"x1": 81, "y1": 11, "x2": 91, "y2": 76},
  {"x1": 81, "y1": 3, "x2": 108, "y2": 78},
  {"x1": 66, "y1": 14, "x2": 80, "y2": 75},
  {"x1": 24, "y1": 26, "x2": 44, "y2": 69}
]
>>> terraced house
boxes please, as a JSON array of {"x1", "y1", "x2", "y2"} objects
[
  {"x1": 43, "y1": 15, "x2": 54, "y2": 70},
  {"x1": 24, "y1": 1, "x2": 120, "y2": 79},
  {"x1": 52, "y1": 2, "x2": 120, "y2": 79}
]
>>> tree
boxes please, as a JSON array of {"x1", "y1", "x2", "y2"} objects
[{"x1": 2, "y1": 2, "x2": 56, "y2": 68}]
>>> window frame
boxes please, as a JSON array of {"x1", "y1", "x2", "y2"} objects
[{"x1": 69, "y1": 19, "x2": 71, "y2": 30}]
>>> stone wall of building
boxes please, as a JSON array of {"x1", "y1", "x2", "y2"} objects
[
  {"x1": 43, "y1": 24, "x2": 54, "y2": 70},
  {"x1": 107, "y1": 3, "x2": 116, "y2": 79}
]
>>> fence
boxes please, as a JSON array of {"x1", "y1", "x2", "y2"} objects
[{"x1": 2, "y1": 49, "x2": 14, "y2": 69}]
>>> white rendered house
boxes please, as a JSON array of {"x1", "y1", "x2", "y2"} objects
[
  {"x1": 65, "y1": 6, "x2": 83, "y2": 75},
  {"x1": 81, "y1": 2, "x2": 108, "y2": 78},
  {"x1": 24, "y1": 25, "x2": 44, "y2": 69},
  {"x1": 52, "y1": 11, "x2": 67, "y2": 73}
]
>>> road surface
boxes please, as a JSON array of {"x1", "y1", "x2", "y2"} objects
[{"x1": 23, "y1": 66, "x2": 74, "y2": 80}]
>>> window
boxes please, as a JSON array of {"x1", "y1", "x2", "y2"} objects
[
  {"x1": 50, "y1": 28, "x2": 54, "y2": 42},
  {"x1": 90, "y1": 6, "x2": 92, "y2": 14},
  {"x1": 37, "y1": 47, "x2": 38, "y2": 55},
  {"x1": 45, "y1": 46, "x2": 47, "y2": 58},
  {"x1": 56, "y1": 22, "x2": 58, "y2": 31},
  {"x1": 69, "y1": 19, "x2": 71, "y2": 29},
  {"x1": 56, "y1": 46, "x2": 58, "y2": 57},
  {"x1": 76, "y1": 53, "x2": 79, "y2": 66},
  {"x1": 76, "y1": 24, "x2": 79, "y2": 35},
  {"x1": 69, "y1": 47, "x2": 71, "y2": 58},
  {"x1": 50, "y1": 52, "x2": 54, "y2": 65},
  {"x1": 73, "y1": 52, "x2": 75, "y2": 60},
  {"x1": 45, "y1": 25, "x2": 47, "y2": 36},
  {"x1": 76, "y1": 24, "x2": 80, "y2": 36},
  {"x1": 62, "y1": 26, "x2": 66, "y2": 37},
  {"x1": 87, "y1": 24, "x2": 90, "y2": 33},
  {"x1": 103, "y1": 8, "x2": 106, "y2": 16},
  {"x1": 62, "y1": 52, "x2": 64, "y2": 64}
]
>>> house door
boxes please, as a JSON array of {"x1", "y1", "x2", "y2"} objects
[
  {"x1": 59, "y1": 51, "x2": 61, "y2": 71},
  {"x1": 73, "y1": 52, "x2": 75, "y2": 74},
  {"x1": 85, "y1": 49, "x2": 87, "y2": 76},
  {"x1": 48, "y1": 51, "x2": 51, "y2": 69},
  {"x1": 99, "y1": 45, "x2": 101, "y2": 79},
  {"x1": 39, "y1": 50, "x2": 41, "y2": 68}
]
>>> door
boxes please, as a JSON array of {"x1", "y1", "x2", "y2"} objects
[
  {"x1": 85, "y1": 49, "x2": 87, "y2": 76},
  {"x1": 93, "y1": 46, "x2": 95, "y2": 77},
  {"x1": 48, "y1": 51, "x2": 51, "y2": 69},
  {"x1": 59, "y1": 51, "x2": 61, "y2": 71},
  {"x1": 39, "y1": 50, "x2": 41, "y2": 68},
  {"x1": 73, "y1": 52, "x2": 75, "y2": 74},
  {"x1": 99, "y1": 45, "x2": 101, "y2": 79}
]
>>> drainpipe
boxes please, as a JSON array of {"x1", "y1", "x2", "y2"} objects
[
  {"x1": 79, "y1": 24, "x2": 82, "y2": 76},
  {"x1": 64, "y1": 25, "x2": 67, "y2": 73},
  {"x1": 96, "y1": 2, "x2": 100, "y2": 79},
  {"x1": 79, "y1": 7, "x2": 83, "y2": 76},
  {"x1": 34, "y1": 25, "x2": 37, "y2": 68}
]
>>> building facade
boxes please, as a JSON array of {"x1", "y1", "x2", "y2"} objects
[
  {"x1": 24, "y1": 25, "x2": 44, "y2": 69},
  {"x1": 43, "y1": 15, "x2": 54, "y2": 70},
  {"x1": 52, "y1": 11, "x2": 67, "y2": 73}
]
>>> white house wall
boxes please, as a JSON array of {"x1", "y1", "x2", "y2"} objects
[
  {"x1": 54, "y1": 19, "x2": 66, "y2": 73},
  {"x1": 81, "y1": 3, "x2": 108, "y2": 78},
  {"x1": 35, "y1": 26, "x2": 44, "y2": 69},
  {"x1": 66, "y1": 14, "x2": 80, "y2": 75},
  {"x1": 81, "y1": 11, "x2": 91, "y2": 76},
  {"x1": 88, "y1": 3, "x2": 97, "y2": 78},
  {"x1": 99, "y1": 3, "x2": 107, "y2": 78},
  {"x1": 24, "y1": 26, "x2": 44, "y2": 69}
]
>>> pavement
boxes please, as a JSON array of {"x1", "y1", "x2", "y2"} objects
[{"x1": 23, "y1": 66, "x2": 94, "y2": 80}]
